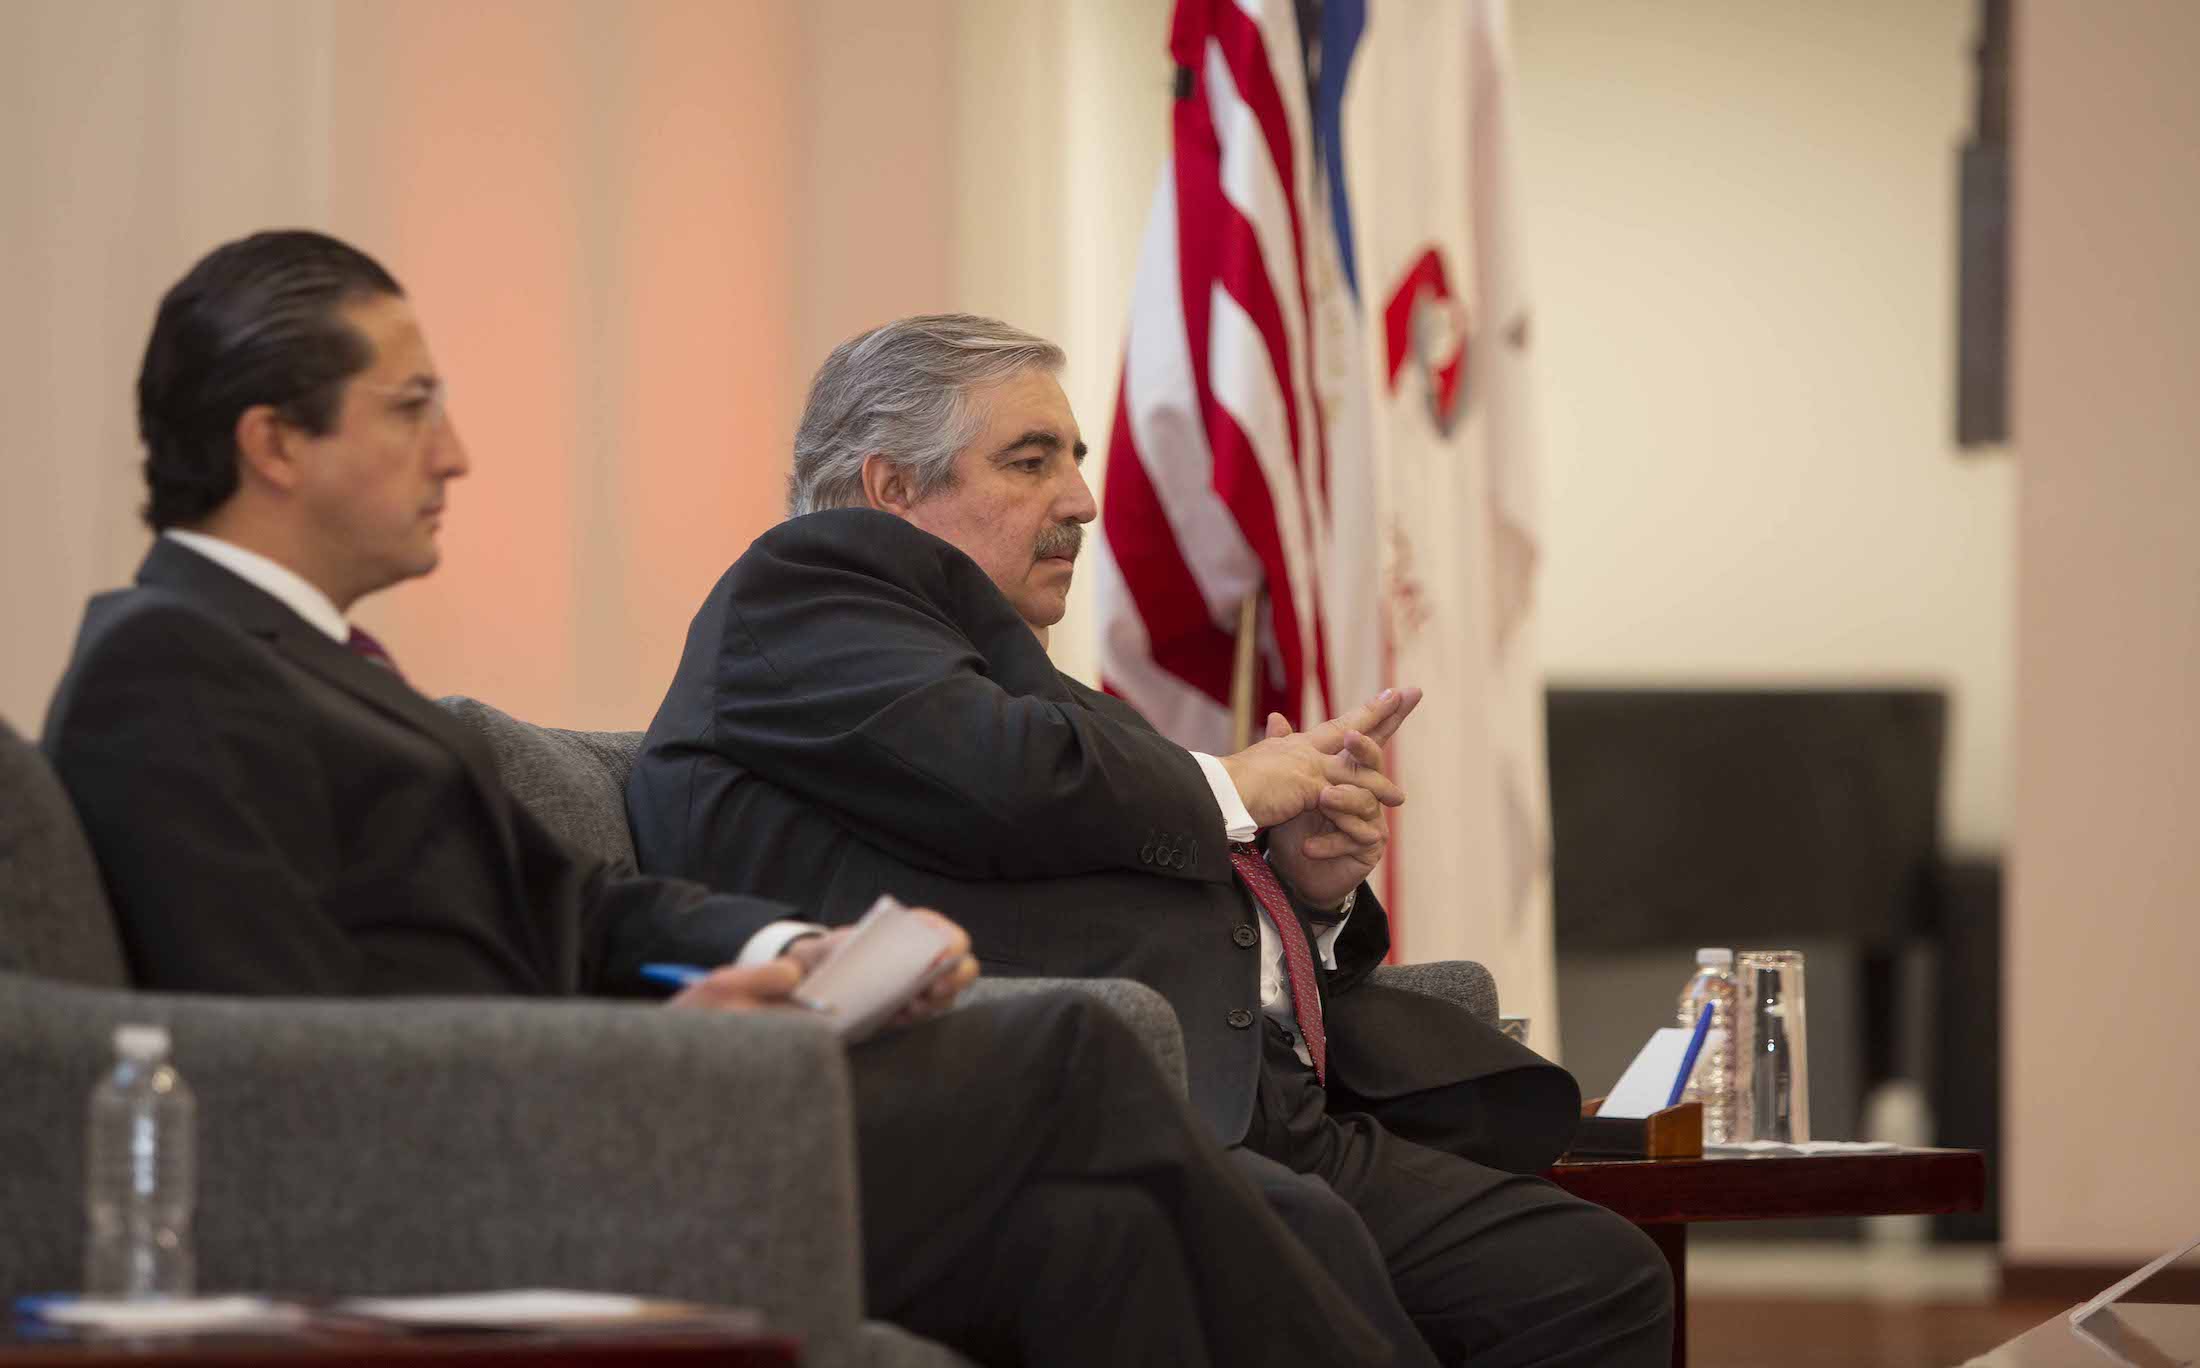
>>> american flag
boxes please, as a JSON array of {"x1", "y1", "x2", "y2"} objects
[
  {"x1": 1091, "y1": 0, "x2": 1383, "y2": 758},
  {"x1": 1094, "y1": 0, "x2": 1558, "y2": 1046}
]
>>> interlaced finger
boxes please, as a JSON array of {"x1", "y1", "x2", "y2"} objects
[
  {"x1": 1301, "y1": 828, "x2": 1384, "y2": 861},
  {"x1": 1310, "y1": 807, "x2": 1383, "y2": 847},
  {"x1": 1323, "y1": 752, "x2": 1402, "y2": 806}
]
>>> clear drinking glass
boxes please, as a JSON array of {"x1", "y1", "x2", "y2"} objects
[{"x1": 1735, "y1": 950, "x2": 1809, "y2": 1143}]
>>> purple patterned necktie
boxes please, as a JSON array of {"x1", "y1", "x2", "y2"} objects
[
  {"x1": 1230, "y1": 842, "x2": 1328, "y2": 1082},
  {"x1": 345, "y1": 625, "x2": 403, "y2": 680}
]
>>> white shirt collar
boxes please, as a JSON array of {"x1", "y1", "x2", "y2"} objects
[{"x1": 162, "y1": 529, "x2": 351, "y2": 644}]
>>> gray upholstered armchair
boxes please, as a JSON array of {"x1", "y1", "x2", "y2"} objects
[
  {"x1": 0, "y1": 718, "x2": 962, "y2": 1368},
  {"x1": 1, "y1": 698, "x2": 1500, "y2": 1368}
]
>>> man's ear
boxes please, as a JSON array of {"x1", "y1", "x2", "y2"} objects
[
  {"x1": 859, "y1": 452, "x2": 917, "y2": 518},
  {"x1": 232, "y1": 404, "x2": 306, "y2": 496}
]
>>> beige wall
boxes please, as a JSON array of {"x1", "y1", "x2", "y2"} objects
[
  {"x1": 1, "y1": 1, "x2": 806, "y2": 734},
  {"x1": 1509, "y1": 0, "x2": 2016, "y2": 854},
  {"x1": 328, "y1": 0, "x2": 803, "y2": 729},
  {"x1": 1, "y1": 0, "x2": 334, "y2": 735},
  {"x1": 2005, "y1": 0, "x2": 2200, "y2": 1267},
  {"x1": 0, "y1": 0, "x2": 1167, "y2": 731}
]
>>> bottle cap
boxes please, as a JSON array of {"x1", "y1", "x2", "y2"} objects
[
  {"x1": 1695, "y1": 948, "x2": 1734, "y2": 967},
  {"x1": 113, "y1": 1024, "x2": 171, "y2": 1060}
]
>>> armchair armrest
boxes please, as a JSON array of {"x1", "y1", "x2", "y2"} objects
[
  {"x1": 960, "y1": 977, "x2": 1187, "y2": 1098},
  {"x1": 1365, "y1": 960, "x2": 1500, "y2": 1026},
  {"x1": 0, "y1": 972, "x2": 868, "y2": 1364}
]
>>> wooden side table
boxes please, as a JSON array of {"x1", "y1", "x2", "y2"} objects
[{"x1": 1548, "y1": 1147, "x2": 1987, "y2": 1368}]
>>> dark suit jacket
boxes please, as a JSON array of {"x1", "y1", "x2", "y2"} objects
[
  {"x1": 630, "y1": 508, "x2": 1576, "y2": 1161},
  {"x1": 43, "y1": 538, "x2": 789, "y2": 998}
]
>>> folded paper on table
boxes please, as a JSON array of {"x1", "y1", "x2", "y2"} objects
[
  {"x1": 16, "y1": 1296, "x2": 309, "y2": 1336},
  {"x1": 14, "y1": 1290, "x2": 760, "y2": 1339},
  {"x1": 336, "y1": 1291, "x2": 655, "y2": 1328},
  {"x1": 334, "y1": 1289, "x2": 759, "y2": 1330},
  {"x1": 1705, "y1": 1140, "x2": 1902, "y2": 1157},
  {"x1": 1598, "y1": 1027, "x2": 1697, "y2": 1119}
]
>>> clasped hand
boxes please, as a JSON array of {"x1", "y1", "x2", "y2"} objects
[
  {"x1": 666, "y1": 909, "x2": 982, "y2": 1027},
  {"x1": 1220, "y1": 686, "x2": 1423, "y2": 909}
]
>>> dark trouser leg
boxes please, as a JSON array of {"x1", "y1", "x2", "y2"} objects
[
  {"x1": 1245, "y1": 1026, "x2": 1675, "y2": 1368},
  {"x1": 885, "y1": 1177, "x2": 1208, "y2": 1368},
  {"x1": 1228, "y1": 1148, "x2": 1442, "y2": 1368},
  {"x1": 846, "y1": 993, "x2": 1393, "y2": 1368}
]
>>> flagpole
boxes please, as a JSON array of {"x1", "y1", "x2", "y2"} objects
[{"x1": 1229, "y1": 592, "x2": 1261, "y2": 752}]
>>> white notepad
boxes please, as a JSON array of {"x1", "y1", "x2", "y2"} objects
[
  {"x1": 28, "y1": 1296, "x2": 307, "y2": 1336},
  {"x1": 336, "y1": 1290, "x2": 649, "y2": 1328},
  {"x1": 795, "y1": 894, "x2": 961, "y2": 1042}
]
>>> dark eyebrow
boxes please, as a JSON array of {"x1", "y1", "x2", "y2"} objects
[
  {"x1": 993, "y1": 430, "x2": 1066, "y2": 462},
  {"x1": 382, "y1": 372, "x2": 440, "y2": 397}
]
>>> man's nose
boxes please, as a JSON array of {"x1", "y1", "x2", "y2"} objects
[
  {"x1": 1058, "y1": 463, "x2": 1098, "y2": 523},
  {"x1": 435, "y1": 418, "x2": 472, "y2": 479}
]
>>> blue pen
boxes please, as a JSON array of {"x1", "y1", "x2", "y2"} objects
[
  {"x1": 642, "y1": 960, "x2": 831, "y2": 1013},
  {"x1": 640, "y1": 962, "x2": 709, "y2": 989},
  {"x1": 1667, "y1": 1000, "x2": 1717, "y2": 1109}
]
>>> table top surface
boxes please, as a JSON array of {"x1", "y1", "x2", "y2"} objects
[{"x1": 1546, "y1": 1145, "x2": 1986, "y2": 1225}]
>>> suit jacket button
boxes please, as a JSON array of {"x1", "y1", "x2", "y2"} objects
[
  {"x1": 1226, "y1": 1008, "x2": 1255, "y2": 1029},
  {"x1": 1232, "y1": 925, "x2": 1258, "y2": 948}
]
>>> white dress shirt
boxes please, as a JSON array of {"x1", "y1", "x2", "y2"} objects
[
  {"x1": 1191, "y1": 752, "x2": 1354, "y2": 1069},
  {"x1": 160, "y1": 530, "x2": 816, "y2": 968},
  {"x1": 165, "y1": 529, "x2": 349, "y2": 642}
]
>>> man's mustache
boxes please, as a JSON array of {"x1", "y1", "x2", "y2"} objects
[{"x1": 1034, "y1": 521, "x2": 1084, "y2": 562}]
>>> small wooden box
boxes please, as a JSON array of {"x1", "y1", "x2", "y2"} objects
[{"x1": 1566, "y1": 1099, "x2": 1704, "y2": 1160}]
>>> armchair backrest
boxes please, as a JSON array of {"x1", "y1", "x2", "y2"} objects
[
  {"x1": 0, "y1": 718, "x2": 130, "y2": 988},
  {"x1": 435, "y1": 696, "x2": 644, "y2": 868}
]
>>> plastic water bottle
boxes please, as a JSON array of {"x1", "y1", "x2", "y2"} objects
[
  {"x1": 84, "y1": 1024, "x2": 196, "y2": 1297},
  {"x1": 1676, "y1": 949, "x2": 1740, "y2": 1144}
]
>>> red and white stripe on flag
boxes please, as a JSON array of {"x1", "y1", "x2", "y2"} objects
[
  {"x1": 1098, "y1": 0, "x2": 1555, "y2": 1051},
  {"x1": 1093, "y1": 0, "x2": 1365, "y2": 757}
]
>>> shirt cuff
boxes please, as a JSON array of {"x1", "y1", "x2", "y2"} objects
[
  {"x1": 736, "y1": 920, "x2": 827, "y2": 967},
  {"x1": 1192, "y1": 751, "x2": 1258, "y2": 842}
]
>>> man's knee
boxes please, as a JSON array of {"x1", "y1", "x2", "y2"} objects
[
  {"x1": 1411, "y1": 1183, "x2": 1673, "y2": 1366},
  {"x1": 963, "y1": 985, "x2": 1119, "y2": 1044},
  {"x1": 1549, "y1": 1199, "x2": 1674, "y2": 1343},
  {"x1": 993, "y1": 988, "x2": 1162, "y2": 1078}
]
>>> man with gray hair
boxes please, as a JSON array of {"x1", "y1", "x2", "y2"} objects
[
  {"x1": 631, "y1": 314, "x2": 1673, "y2": 1367},
  {"x1": 782, "y1": 316, "x2": 1090, "y2": 643}
]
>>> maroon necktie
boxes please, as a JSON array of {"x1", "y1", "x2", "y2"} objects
[
  {"x1": 345, "y1": 625, "x2": 403, "y2": 680},
  {"x1": 1229, "y1": 842, "x2": 1328, "y2": 1082}
]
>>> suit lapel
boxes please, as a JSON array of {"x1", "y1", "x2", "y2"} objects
[
  {"x1": 139, "y1": 541, "x2": 499, "y2": 795},
  {"x1": 136, "y1": 542, "x2": 543, "y2": 962}
]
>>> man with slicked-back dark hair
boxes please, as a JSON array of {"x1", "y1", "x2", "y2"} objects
[
  {"x1": 136, "y1": 232, "x2": 403, "y2": 533},
  {"x1": 42, "y1": 229, "x2": 1408, "y2": 1368}
]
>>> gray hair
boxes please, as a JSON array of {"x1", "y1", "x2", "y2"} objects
[{"x1": 787, "y1": 313, "x2": 1065, "y2": 516}]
